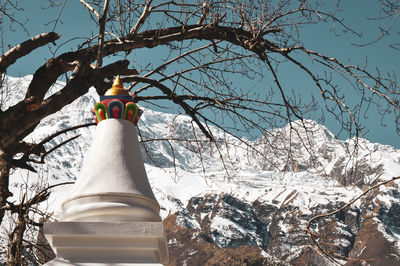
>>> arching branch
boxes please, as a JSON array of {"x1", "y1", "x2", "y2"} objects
[{"x1": 0, "y1": 32, "x2": 60, "y2": 74}]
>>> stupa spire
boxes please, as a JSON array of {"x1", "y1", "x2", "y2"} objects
[{"x1": 105, "y1": 75, "x2": 128, "y2": 96}]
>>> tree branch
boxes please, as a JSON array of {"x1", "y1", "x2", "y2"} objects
[
  {"x1": 129, "y1": 0, "x2": 153, "y2": 36},
  {"x1": 96, "y1": 0, "x2": 110, "y2": 68},
  {"x1": 79, "y1": 0, "x2": 100, "y2": 20},
  {"x1": 124, "y1": 76, "x2": 214, "y2": 141},
  {"x1": 0, "y1": 32, "x2": 60, "y2": 74},
  {"x1": 306, "y1": 175, "x2": 400, "y2": 262}
]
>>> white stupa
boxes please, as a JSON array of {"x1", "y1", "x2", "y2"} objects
[{"x1": 44, "y1": 76, "x2": 169, "y2": 265}]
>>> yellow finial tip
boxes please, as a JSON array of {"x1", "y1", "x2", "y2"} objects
[
  {"x1": 113, "y1": 75, "x2": 122, "y2": 88},
  {"x1": 105, "y1": 75, "x2": 128, "y2": 96}
]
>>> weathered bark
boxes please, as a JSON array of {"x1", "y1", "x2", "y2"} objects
[
  {"x1": 0, "y1": 32, "x2": 60, "y2": 74},
  {"x1": 7, "y1": 215, "x2": 26, "y2": 266},
  {"x1": 0, "y1": 148, "x2": 11, "y2": 225},
  {"x1": 95, "y1": 0, "x2": 110, "y2": 68}
]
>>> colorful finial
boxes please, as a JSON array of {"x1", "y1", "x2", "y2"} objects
[
  {"x1": 105, "y1": 75, "x2": 129, "y2": 96},
  {"x1": 92, "y1": 75, "x2": 143, "y2": 126}
]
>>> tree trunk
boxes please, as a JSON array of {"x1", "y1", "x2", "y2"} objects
[
  {"x1": 0, "y1": 148, "x2": 11, "y2": 225},
  {"x1": 7, "y1": 215, "x2": 26, "y2": 266}
]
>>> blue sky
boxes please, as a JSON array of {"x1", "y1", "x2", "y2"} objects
[{"x1": 3, "y1": 1, "x2": 400, "y2": 148}]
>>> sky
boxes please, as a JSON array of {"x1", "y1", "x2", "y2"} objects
[{"x1": 2, "y1": 0, "x2": 400, "y2": 148}]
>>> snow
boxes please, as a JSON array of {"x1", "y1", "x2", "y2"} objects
[
  {"x1": 145, "y1": 165, "x2": 363, "y2": 222},
  {"x1": 374, "y1": 187, "x2": 400, "y2": 252},
  {"x1": 2, "y1": 75, "x2": 400, "y2": 262}
]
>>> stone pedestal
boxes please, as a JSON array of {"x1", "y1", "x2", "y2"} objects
[
  {"x1": 43, "y1": 222, "x2": 167, "y2": 265},
  {"x1": 44, "y1": 119, "x2": 168, "y2": 265}
]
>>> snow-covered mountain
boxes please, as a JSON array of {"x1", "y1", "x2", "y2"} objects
[{"x1": 2, "y1": 75, "x2": 400, "y2": 265}]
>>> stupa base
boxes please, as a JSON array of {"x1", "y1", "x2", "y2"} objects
[
  {"x1": 44, "y1": 258, "x2": 162, "y2": 266},
  {"x1": 59, "y1": 193, "x2": 162, "y2": 223},
  {"x1": 44, "y1": 258, "x2": 162, "y2": 265},
  {"x1": 43, "y1": 222, "x2": 168, "y2": 265}
]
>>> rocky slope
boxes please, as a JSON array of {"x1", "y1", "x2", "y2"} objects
[{"x1": 2, "y1": 75, "x2": 400, "y2": 265}]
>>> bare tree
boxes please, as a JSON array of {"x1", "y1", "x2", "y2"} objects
[
  {"x1": 0, "y1": 0, "x2": 399, "y2": 264},
  {"x1": 0, "y1": 122, "x2": 90, "y2": 265},
  {"x1": 4, "y1": 179, "x2": 72, "y2": 265}
]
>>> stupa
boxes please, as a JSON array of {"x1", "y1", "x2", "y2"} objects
[{"x1": 43, "y1": 76, "x2": 168, "y2": 265}]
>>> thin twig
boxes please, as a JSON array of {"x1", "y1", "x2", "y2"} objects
[{"x1": 79, "y1": 0, "x2": 100, "y2": 20}]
